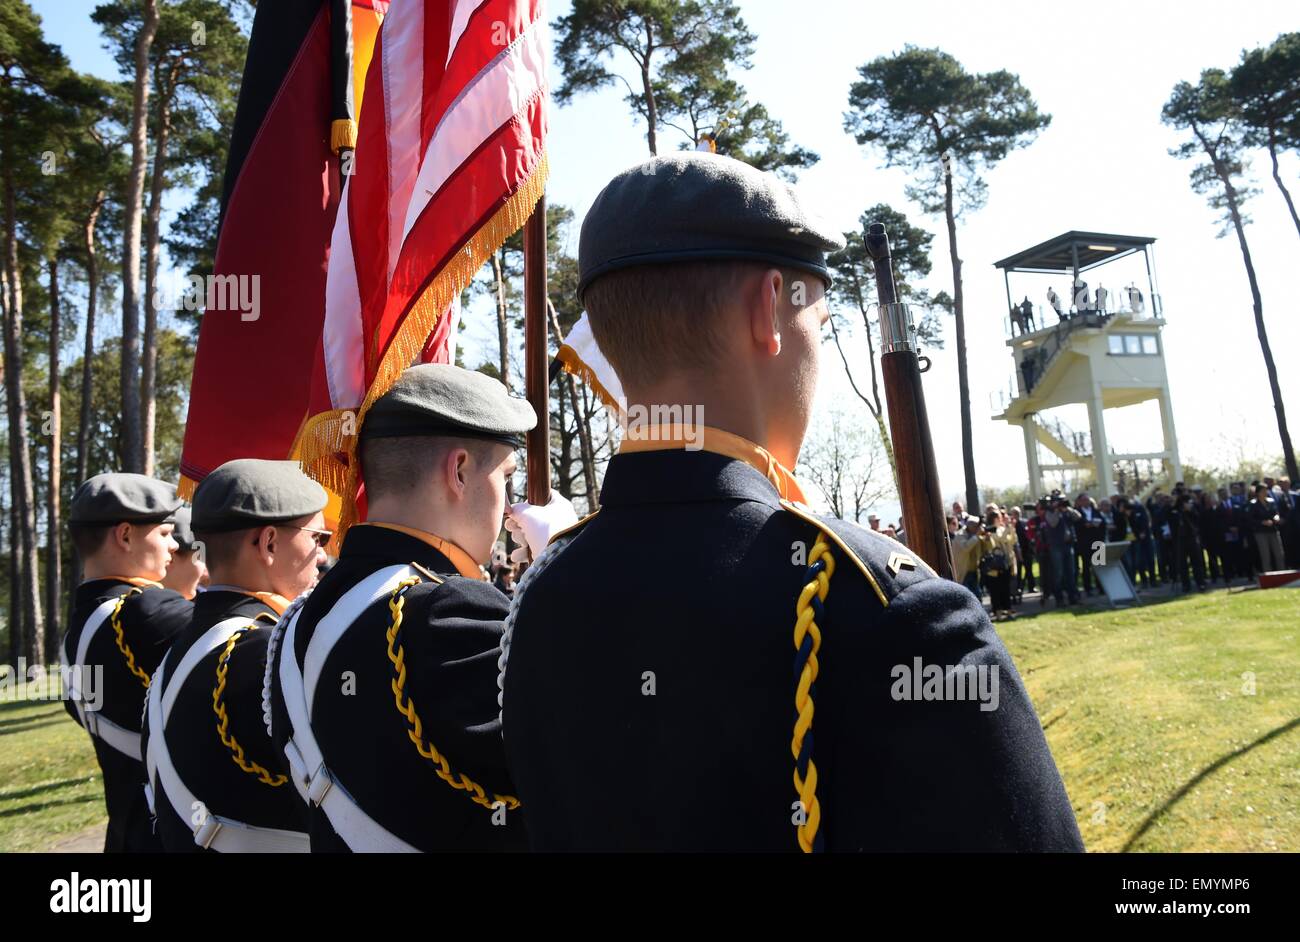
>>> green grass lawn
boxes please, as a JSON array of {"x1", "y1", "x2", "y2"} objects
[
  {"x1": 0, "y1": 676, "x2": 107, "y2": 852},
  {"x1": 1, "y1": 587, "x2": 1295, "y2": 852},
  {"x1": 999, "y1": 587, "x2": 1299, "y2": 852}
]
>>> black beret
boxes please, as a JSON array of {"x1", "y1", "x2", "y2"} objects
[
  {"x1": 361, "y1": 363, "x2": 536, "y2": 445},
  {"x1": 577, "y1": 152, "x2": 846, "y2": 300},
  {"x1": 69, "y1": 473, "x2": 181, "y2": 526},
  {"x1": 192, "y1": 459, "x2": 328, "y2": 533},
  {"x1": 170, "y1": 507, "x2": 198, "y2": 551}
]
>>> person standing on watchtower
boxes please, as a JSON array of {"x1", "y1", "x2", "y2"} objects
[
  {"x1": 1019, "y1": 296, "x2": 1036, "y2": 333},
  {"x1": 1047, "y1": 286, "x2": 1063, "y2": 320}
]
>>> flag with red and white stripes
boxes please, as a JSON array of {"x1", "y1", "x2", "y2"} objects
[{"x1": 294, "y1": 0, "x2": 549, "y2": 529}]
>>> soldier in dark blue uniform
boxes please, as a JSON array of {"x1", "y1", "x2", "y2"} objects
[
  {"x1": 141, "y1": 459, "x2": 328, "y2": 852},
  {"x1": 268, "y1": 363, "x2": 552, "y2": 851},
  {"x1": 63, "y1": 474, "x2": 194, "y2": 852},
  {"x1": 160, "y1": 507, "x2": 209, "y2": 599},
  {"x1": 500, "y1": 153, "x2": 1085, "y2": 852}
]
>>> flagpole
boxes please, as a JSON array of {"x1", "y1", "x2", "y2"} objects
[
  {"x1": 328, "y1": 0, "x2": 357, "y2": 194},
  {"x1": 524, "y1": 196, "x2": 551, "y2": 506}
]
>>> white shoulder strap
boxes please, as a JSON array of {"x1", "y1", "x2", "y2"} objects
[
  {"x1": 279, "y1": 564, "x2": 423, "y2": 852},
  {"x1": 145, "y1": 616, "x2": 309, "y2": 853},
  {"x1": 62, "y1": 595, "x2": 142, "y2": 760}
]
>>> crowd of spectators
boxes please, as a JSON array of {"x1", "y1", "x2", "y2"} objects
[{"x1": 940, "y1": 476, "x2": 1298, "y2": 616}]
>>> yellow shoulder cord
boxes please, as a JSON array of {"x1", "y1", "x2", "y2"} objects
[
  {"x1": 794, "y1": 532, "x2": 835, "y2": 853},
  {"x1": 110, "y1": 587, "x2": 151, "y2": 688},
  {"x1": 213, "y1": 619, "x2": 289, "y2": 787},
  {"x1": 385, "y1": 577, "x2": 520, "y2": 812}
]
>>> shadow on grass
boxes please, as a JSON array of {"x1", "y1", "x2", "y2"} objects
[
  {"x1": 0, "y1": 777, "x2": 94, "y2": 804},
  {"x1": 1121, "y1": 715, "x2": 1300, "y2": 852},
  {"x1": 0, "y1": 717, "x2": 66, "y2": 738},
  {"x1": 1005, "y1": 583, "x2": 1262, "y2": 623},
  {"x1": 0, "y1": 706, "x2": 64, "y2": 730},
  {"x1": 0, "y1": 696, "x2": 64, "y2": 716},
  {"x1": 0, "y1": 794, "x2": 99, "y2": 819}
]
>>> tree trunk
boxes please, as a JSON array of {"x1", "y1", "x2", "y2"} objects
[
  {"x1": 45, "y1": 255, "x2": 61, "y2": 659},
  {"x1": 72, "y1": 193, "x2": 103, "y2": 598},
  {"x1": 491, "y1": 250, "x2": 516, "y2": 506},
  {"x1": 7, "y1": 492, "x2": 17, "y2": 670},
  {"x1": 640, "y1": 23, "x2": 657, "y2": 156},
  {"x1": 1, "y1": 274, "x2": 13, "y2": 669},
  {"x1": 554, "y1": 367, "x2": 573, "y2": 498},
  {"x1": 1221, "y1": 169, "x2": 1300, "y2": 483},
  {"x1": 853, "y1": 268, "x2": 900, "y2": 503},
  {"x1": 825, "y1": 308, "x2": 900, "y2": 502},
  {"x1": 492, "y1": 250, "x2": 509, "y2": 393},
  {"x1": 76, "y1": 193, "x2": 103, "y2": 489},
  {"x1": 1267, "y1": 135, "x2": 1300, "y2": 244},
  {"x1": 943, "y1": 167, "x2": 979, "y2": 510},
  {"x1": 120, "y1": 0, "x2": 160, "y2": 473},
  {"x1": 874, "y1": 409, "x2": 900, "y2": 506},
  {"x1": 578, "y1": 384, "x2": 600, "y2": 508},
  {"x1": 142, "y1": 70, "x2": 172, "y2": 477},
  {"x1": 2, "y1": 165, "x2": 44, "y2": 662}
]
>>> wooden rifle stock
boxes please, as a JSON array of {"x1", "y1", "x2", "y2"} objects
[{"x1": 865, "y1": 223, "x2": 954, "y2": 579}]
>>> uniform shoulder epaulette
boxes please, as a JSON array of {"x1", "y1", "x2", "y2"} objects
[
  {"x1": 409, "y1": 561, "x2": 445, "y2": 584},
  {"x1": 779, "y1": 499, "x2": 937, "y2": 606},
  {"x1": 545, "y1": 509, "x2": 600, "y2": 547}
]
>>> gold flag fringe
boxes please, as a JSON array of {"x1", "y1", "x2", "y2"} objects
[
  {"x1": 291, "y1": 150, "x2": 550, "y2": 543},
  {"x1": 177, "y1": 474, "x2": 198, "y2": 502},
  {"x1": 556, "y1": 343, "x2": 624, "y2": 417}
]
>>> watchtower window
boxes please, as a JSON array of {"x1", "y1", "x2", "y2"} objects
[{"x1": 1108, "y1": 334, "x2": 1159, "y2": 356}]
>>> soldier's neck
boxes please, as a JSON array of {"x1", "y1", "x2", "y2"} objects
[
  {"x1": 365, "y1": 502, "x2": 475, "y2": 561},
  {"x1": 205, "y1": 565, "x2": 276, "y2": 598},
  {"x1": 625, "y1": 378, "x2": 791, "y2": 465},
  {"x1": 81, "y1": 555, "x2": 159, "y2": 585}
]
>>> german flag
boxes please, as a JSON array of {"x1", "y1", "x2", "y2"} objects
[{"x1": 179, "y1": 0, "x2": 385, "y2": 505}]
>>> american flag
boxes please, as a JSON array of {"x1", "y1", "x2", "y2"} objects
[{"x1": 295, "y1": 0, "x2": 550, "y2": 528}]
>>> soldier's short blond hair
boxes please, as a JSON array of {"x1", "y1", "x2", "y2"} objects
[{"x1": 583, "y1": 260, "x2": 806, "y2": 388}]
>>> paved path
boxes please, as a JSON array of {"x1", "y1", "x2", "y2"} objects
[{"x1": 47, "y1": 826, "x2": 103, "y2": 853}]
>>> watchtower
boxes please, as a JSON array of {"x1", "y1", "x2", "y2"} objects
[{"x1": 991, "y1": 231, "x2": 1181, "y2": 499}]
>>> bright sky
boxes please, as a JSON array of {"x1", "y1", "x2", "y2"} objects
[{"x1": 33, "y1": 0, "x2": 1300, "y2": 511}]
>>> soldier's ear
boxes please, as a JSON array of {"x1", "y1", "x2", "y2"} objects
[
  {"x1": 749, "y1": 268, "x2": 782, "y2": 357},
  {"x1": 113, "y1": 521, "x2": 133, "y2": 552},
  {"x1": 254, "y1": 526, "x2": 277, "y2": 565},
  {"x1": 444, "y1": 447, "x2": 469, "y2": 499}
]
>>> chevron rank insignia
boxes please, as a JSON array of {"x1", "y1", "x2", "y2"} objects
[{"x1": 887, "y1": 552, "x2": 917, "y2": 577}]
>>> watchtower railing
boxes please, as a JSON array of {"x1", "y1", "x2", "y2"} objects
[{"x1": 1003, "y1": 292, "x2": 1163, "y2": 339}]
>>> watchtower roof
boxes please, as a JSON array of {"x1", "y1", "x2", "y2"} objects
[{"x1": 994, "y1": 231, "x2": 1156, "y2": 273}]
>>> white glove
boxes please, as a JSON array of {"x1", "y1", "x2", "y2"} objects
[{"x1": 505, "y1": 493, "x2": 579, "y2": 563}]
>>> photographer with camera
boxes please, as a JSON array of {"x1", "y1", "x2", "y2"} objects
[
  {"x1": 979, "y1": 509, "x2": 1017, "y2": 621},
  {"x1": 1042, "y1": 496, "x2": 1081, "y2": 607}
]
